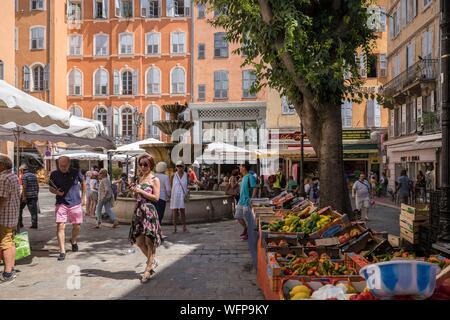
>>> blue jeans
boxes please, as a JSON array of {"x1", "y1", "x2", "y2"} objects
[
  {"x1": 96, "y1": 198, "x2": 116, "y2": 223},
  {"x1": 243, "y1": 205, "x2": 258, "y2": 268}
]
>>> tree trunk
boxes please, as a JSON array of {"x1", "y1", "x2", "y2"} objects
[{"x1": 315, "y1": 105, "x2": 353, "y2": 214}]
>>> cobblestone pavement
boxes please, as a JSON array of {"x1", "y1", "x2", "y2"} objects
[{"x1": 0, "y1": 188, "x2": 263, "y2": 300}]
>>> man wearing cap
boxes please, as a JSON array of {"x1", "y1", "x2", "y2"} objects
[{"x1": 154, "y1": 162, "x2": 171, "y2": 224}]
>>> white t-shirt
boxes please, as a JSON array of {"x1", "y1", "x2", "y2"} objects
[{"x1": 353, "y1": 180, "x2": 370, "y2": 200}]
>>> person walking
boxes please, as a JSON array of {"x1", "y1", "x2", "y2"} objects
[
  {"x1": 236, "y1": 163, "x2": 258, "y2": 266},
  {"x1": 352, "y1": 173, "x2": 371, "y2": 221},
  {"x1": 95, "y1": 169, "x2": 119, "y2": 229},
  {"x1": 154, "y1": 162, "x2": 171, "y2": 224},
  {"x1": 370, "y1": 174, "x2": 378, "y2": 198},
  {"x1": 170, "y1": 161, "x2": 189, "y2": 233},
  {"x1": 286, "y1": 176, "x2": 298, "y2": 193},
  {"x1": 0, "y1": 154, "x2": 21, "y2": 284},
  {"x1": 49, "y1": 156, "x2": 86, "y2": 261},
  {"x1": 129, "y1": 154, "x2": 162, "y2": 283},
  {"x1": 379, "y1": 173, "x2": 388, "y2": 197},
  {"x1": 305, "y1": 177, "x2": 320, "y2": 204},
  {"x1": 396, "y1": 170, "x2": 412, "y2": 205},
  {"x1": 18, "y1": 165, "x2": 39, "y2": 230},
  {"x1": 85, "y1": 171, "x2": 92, "y2": 215},
  {"x1": 88, "y1": 172, "x2": 99, "y2": 217},
  {"x1": 415, "y1": 170, "x2": 426, "y2": 203}
]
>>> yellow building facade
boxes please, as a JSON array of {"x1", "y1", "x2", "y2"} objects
[{"x1": 383, "y1": 0, "x2": 441, "y2": 190}]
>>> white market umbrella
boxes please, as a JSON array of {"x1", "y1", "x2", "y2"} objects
[
  {"x1": 0, "y1": 116, "x2": 114, "y2": 149},
  {"x1": 0, "y1": 80, "x2": 71, "y2": 129},
  {"x1": 111, "y1": 137, "x2": 163, "y2": 156}
]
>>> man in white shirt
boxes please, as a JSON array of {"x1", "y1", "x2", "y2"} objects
[{"x1": 352, "y1": 173, "x2": 371, "y2": 221}]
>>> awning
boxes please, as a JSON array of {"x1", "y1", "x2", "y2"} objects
[
  {"x1": 0, "y1": 116, "x2": 114, "y2": 149},
  {"x1": 0, "y1": 80, "x2": 71, "y2": 129},
  {"x1": 390, "y1": 140, "x2": 442, "y2": 152},
  {"x1": 343, "y1": 143, "x2": 379, "y2": 153}
]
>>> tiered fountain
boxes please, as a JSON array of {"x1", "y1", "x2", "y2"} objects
[{"x1": 130, "y1": 102, "x2": 234, "y2": 225}]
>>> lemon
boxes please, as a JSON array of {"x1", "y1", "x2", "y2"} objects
[
  {"x1": 290, "y1": 285, "x2": 311, "y2": 297},
  {"x1": 291, "y1": 292, "x2": 311, "y2": 300}
]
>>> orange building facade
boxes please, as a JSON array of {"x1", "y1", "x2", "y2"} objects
[{"x1": 65, "y1": 0, "x2": 192, "y2": 144}]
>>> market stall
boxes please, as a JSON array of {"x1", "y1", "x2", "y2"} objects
[{"x1": 251, "y1": 192, "x2": 450, "y2": 300}]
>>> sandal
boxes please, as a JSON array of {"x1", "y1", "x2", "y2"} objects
[{"x1": 141, "y1": 268, "x2": 155, "y2": 283}]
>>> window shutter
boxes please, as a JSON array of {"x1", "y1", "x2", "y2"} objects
[
  {"x1": 380, "y1": 8, "x2": 386, "y2": 32},
  {"x1": 380, "y1": 54, "x2": 387, "y2": 77},
  {"x1": 23, "y1": 65, "x2": 30, "y2": 91},
  {"x1": 132, "y1": 70, "x2": 138, "y2": 96},
  {"x1": 44, "y1": 64, "x2": 50, "y2": 90},
  {"x1": 141, "y1": 0, "x2": 148, "y2": 17},
  {"x1": 401, "y1": 0, "x2": 407, "y2": 28},
  {"x1": 113, "y1": 69, "x2": 120, "y2": 95},
  {"x1": 416, "y1": 96, "x2": 423, "y2": 131},
  {"x1": 167, "y1": 0, "x2": 173, "y2": 17},
  {"x1": 367, "y1": 99, "x2": 375, "y2": 127},
  {"x1": 374, "y1": 100, "x2": 381, "y2": 128},
  {"x1": 115, "y1": 0, "x2": 121, "y2": 17},
  {"x1": 360, "y1": 54, "x2": 367, "y2": 78},
  {"x1": 103, "y1": 0, "x2": 108, "y2": 18},
  {"x1": 113, "y1": 107, "x2": 120, "y2": 136},
  {"x1": 389, "y1": 16, "x2": 394, "y2": 39},
  {"x1": 412, "y1": 0, "x2": 417, "y2": 18},
  {"x1": 401, "y1": 104, "x2": 407, "y2": 134},
  {"x1": 105, "y1": 107, "x2": 112, "y2": 136},
  {"x1": 431, "y1": 90, "x2": 435, "y2": 111}
]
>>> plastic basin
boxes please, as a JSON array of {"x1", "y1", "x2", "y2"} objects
[{"x1": 359, "y1": 260, "x2": 441, "y2": 299}]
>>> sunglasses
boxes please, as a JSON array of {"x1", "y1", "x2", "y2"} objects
[{"x1": 139, "y1": 162, "x2": 149, "y2": 167}]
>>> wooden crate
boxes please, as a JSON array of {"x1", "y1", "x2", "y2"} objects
[
  {"x1": 400, "y1": 227, "x2": 420, "y2": 244},
  {"x1": 399, "y1": 217, "x2": 427, "y2": 233},
  {"x1": 400, "y1": 203, "x2": 430, "y2": 221}
]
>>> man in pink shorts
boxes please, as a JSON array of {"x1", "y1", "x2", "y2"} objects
[{"x1": 49, "y1": 156, "x2": 85, "y2": 261}]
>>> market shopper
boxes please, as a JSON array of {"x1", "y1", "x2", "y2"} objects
[
  {"x1": 415, "y1": 171, "x2": 426, "y2": 203},
  {"x1": 305, "y1": 177, "x2": 320, "y2": 204},
  {"x1": 271, "y1": 168, "x2": 286, "y2": 196},
  {"x1": 171, "y1": 161, "x2": 189, "y2": 233},
  {"x1": 352, "y1": 173, "x2": 371, "y2": 221},
  {"x1": 0, "y1": 154, "x2": 21, "y2": 284},
  {"x1": 88, "y1": 172, "x2": 99, "y2": 217},
  {"x1": 154, "y1": 162, "x2": 171, "y2": 224},
  {"x1": 396, "y1": 170, "x2": 413, "y2": 205},
  {"x1": 236, "y1": 163, "x2": 258, "y2": 266},
  {"x1": 49, "y1": 156, "x2": 86, "y2": 261},
  {"x1": 18, "y1": 165, "x2": 39, "y2": 229},
  {"x1": 129, "y1": 154, "x2": 162, "y2": 283},
  {"x1": 95, "y1": 169, "x2": 119, "y2": 229}
]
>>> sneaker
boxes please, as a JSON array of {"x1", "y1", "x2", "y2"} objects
[
  {"x1": 241, "y1": 234, "x2": 249, "y2": 241},
  {"x1": 0, "y1": 271, "x2": 17, "y2": 284},
  {"x1": 57, "y1": 253, "x2": 66, "y2": 261},
  {"x1": 71, "y1": 241, "x2": 79, "y2": 252},
  {"x1": 30, "y1": 225, "x2": 38, "y2": 229},
  {"x1": 240, "y1": 229, "x2": 248, "y2": 237}
]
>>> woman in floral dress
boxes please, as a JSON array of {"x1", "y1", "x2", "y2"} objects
[{"x1": 129, "y1": 154, "x2": 162, "y2": 283}]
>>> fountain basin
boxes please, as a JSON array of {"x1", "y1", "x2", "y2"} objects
[{"x1": 114, "y1": 191, "x2": 234, "y2": 225}]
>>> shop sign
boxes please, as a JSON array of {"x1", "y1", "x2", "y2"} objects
[
  {"x1": 344, "y1": 153, "x2": 369, "y2": 159},
  {"x1": 371, "y1": 159, "x2": 380, "y2": 164},
  {"x1": 342, "y1": 129, "x2": 371, "y2": 140}
]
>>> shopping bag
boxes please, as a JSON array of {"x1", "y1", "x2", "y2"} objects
[{"x1": 15, "y1": 231, "x2": 31, "y2": 261}]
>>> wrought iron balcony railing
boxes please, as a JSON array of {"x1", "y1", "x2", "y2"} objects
[
  {"x1": 420, "y1": 111, "x2": 442, "y2": 135},
  {"x1": 383, "y1": 59, "x2": 438, "y2": 97}
]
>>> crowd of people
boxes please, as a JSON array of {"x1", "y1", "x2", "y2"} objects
[{"x1": 0, "y1": 152, "x2": 197, "y2": 284}]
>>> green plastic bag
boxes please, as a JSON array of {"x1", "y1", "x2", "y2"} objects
[{"x1": 15, "y1": 231, "x2": 31, "y2": 261}]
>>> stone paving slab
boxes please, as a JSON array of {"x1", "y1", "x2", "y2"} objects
[{"x1": 0, "y1": 189, "x2": 263, "y2": 300}]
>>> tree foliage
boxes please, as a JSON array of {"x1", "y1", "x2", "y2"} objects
[{"x1": 199, "y1": 0, "x2": 379, "y2": 110}]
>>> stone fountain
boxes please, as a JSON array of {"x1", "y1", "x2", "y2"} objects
[{"x1": 115, "y1": 102, "x2": 234, "y2": 225}]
